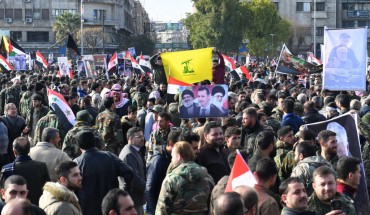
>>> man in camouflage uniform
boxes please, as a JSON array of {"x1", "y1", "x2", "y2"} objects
[
  {"x1": 5, "y1": 78, "x2": 21, "y2": 108},
  {"x1": 24, "y1": 94, "x2": 49, "y2": 146},
  {"x1": 274, "y1": 126, "x2": 295, "y2": 175},
  {"x1": 0, "y1": 80, "x2": 11, "y2": 114},
  {"x1": 148, "y1": 112, "x2": 172, "y2": 160},
  {"x1": 308, "y1": 166, "x2": 356, "y2": 215},
  {"x1": 156, "y1": 141, "x2": 214, "y2": 214},
  {"x1": 95, "y1": 97, "x2": 123, "y2": 155},
  {"x1": 19, "y1": 84, "x2": 34, "y2": 118},
  {"x1": 63, "y1": 110, "x2": 103, "y2": 159},
  {"x1": 271, "y1": 94, "x2": 285, "y2": 122},
  {"x1": 33, "y1": 110, "x2": 65, "y2": 145}
]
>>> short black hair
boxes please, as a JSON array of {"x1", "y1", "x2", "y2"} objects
[
  {"x1": 256, "y1": 130, "x2": 275, "y2": 150},
  {"x1": 13, "y1": 137, "x2": 30, "y2": 156},
  {"x1": 158, "y1": 112, "x2": 171, "y2": 121},
  {"x1": 225, "y1": 127, "x2": 241, "y2": 138},
  {"x1": 318, "y1": 130, "x2": 336, "y2": 143},
  {"x1": 242, "y1": 107, "x2": 258, "y2": 120},
  {"x1": 280, "y1": 177, "x2": 304, "y2": 195},
  {"x1": 198, "y1": 86, "x2": 210, "y2": 95},
  {"x1": 335, "y1": 94, "x2": 351, "y2": 109},
  {"x1": 337, "y1": 156, "x2": 361, "y2": 180},
  {"x1": 167, "y1": 130, "x2": 181, "y2": 145},
  {"x1": 77, "y1": 130, "x2": 96, "y2": 150},
  {"x1": 127, "y1": 106, "x2": 137, "y2": 113},
  {"x1": 277, "y1": 126, "x2": 293, "y2": 139},
  {"x1": 126, "y1": 127, "x2": 142, "y2": 142},
  {"x1": 91, "y1": 83, "x2": 101, "y2": 91},
  {"x1": 298, "y1": 129, "x2": 316, "y2": 142},
  {"x1": 4, "y1": 175, "x2": 27, "y2": 190},
  {"x1": 55, "y1": 161, "x2": 78, "y2": 180},
  {"x1": 282, "y1": 99, "x2": 295, "y2": 113},
  {"x1": 295, "y1": 141, "x2": 316, "y2": 158},
  {"x1": 101, "y1": 188, "x2": 130, "y2": 215},
  {"x1": 227, "y1": 150, "x2": 248, "y2": 168},
  {"x1": 255, "y1": 158, "x2": 278, "y2": 182},
  {"x1": 204, "y1": 121, "x2": 222, "y2": 134},
  {"x1": 104, "y1": 97, "x2": 115, "y2": 109},
  {"x1": 181, "y1": 131, "x2": 200, "y2": 144}
]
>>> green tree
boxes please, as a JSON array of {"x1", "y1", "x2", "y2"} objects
[
  {"x1": 244, "y1": 0, "x2": 291, "y2": 57},
  {"x1": 120, "y1": 34, "x2": 155, "y2": 55},
  {"x1": 75, "y1": 27, "x2": 110, "y2": 54},
  {"x1": 184, "y1": 0, "x2": 248, "y2": 53},
  {"x1": 52, "y1": 12, "x2": 81, "y2": 44}
]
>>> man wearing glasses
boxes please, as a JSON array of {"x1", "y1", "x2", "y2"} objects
[{"x1": 119, "y1": 127, "x2": 146, "y2": 215}]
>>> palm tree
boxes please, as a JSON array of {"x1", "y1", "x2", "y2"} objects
[{"x1": 52, "y1": 12, "x2": 81, "y2": 45}]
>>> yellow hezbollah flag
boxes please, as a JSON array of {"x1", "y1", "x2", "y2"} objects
[{"x1": 161, "y1": 47, "x2": 212, "y2": 84}]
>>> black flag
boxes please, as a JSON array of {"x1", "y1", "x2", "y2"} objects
[{"x1": 66, "y1": 34, "x2": 81, "y2": 56}]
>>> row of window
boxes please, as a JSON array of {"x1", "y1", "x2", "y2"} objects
[
  {"x1": 297, "y1": 2, "x2": 325, "y2": 12},
  {"x1": 0, "y1": 8, "x2": 76, "y2": 20},
  {"x1": 11, "y1": 31, "x2": 49, "y2": 43}
]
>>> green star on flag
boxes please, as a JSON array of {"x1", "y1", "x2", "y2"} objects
[{"x1": 52, "y1": 97, "x2": 58, "y2": 102}]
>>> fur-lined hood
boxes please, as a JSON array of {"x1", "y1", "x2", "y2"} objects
[{"x1": 39, "y1": 182, "x2": 81, "y2": 212}]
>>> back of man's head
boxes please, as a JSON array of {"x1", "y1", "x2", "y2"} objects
[
  {"x1": 77, "y1": 130, "x2": 96, "y2": 150},
  {"x1": 256, "y1": 130, "x2": 275, "y2": 150},
  {"x1": 214, "y1": 192, "x2": 244, "y2": 215},
  {"x1": 335, "y1": 94, "x2": 351, "y2": 109},
  {"x1": 295, "y1": 141, "x2": 317, "y2": 160},
  {"x1": 234, "y1": 186, "x2": 258, "y2": 214},
  {"x1": 282, "y1": 99, "x2": 295, "y2": 113},
  {"x1": 255, "y1": 158, "x2": 278, "y2": 182},
  {"x1": 41, "y1": 127, "x2": 59, "y2": 143},
  {"x1": 13, "y1": 137, "x2": 30, "y2": 156},
  {"x1": 337, "y1": 156, "x2": 361, "y2": 181}
]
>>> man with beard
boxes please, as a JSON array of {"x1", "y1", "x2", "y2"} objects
[
  {"x1": 308, "y1": 166, "x2": 355, "y2": 215},
  {"x1": 254, "y1": 158, "x2": 280, "y2": 215},
  {"x1": 150, "y1": 54, "x2": 167, "y2": 86},
  {"x1": 248, "y1": 130, "x2": 276, "y2": 172},
  {"x1": 179, "y1": 89, "x2": 199, "y2": 118},
  {"x1": 316, "y1": 130, "x2": 340, "y2": 171},
  {"x1": 211, "y1": 85, "x2": 227, "y2": 115},
  {"x1": 195, "y1": 122, "x2": 230, "y2": 184},
  {"x1": 212, "y1": 50, "x2": 225, "y2": 84},
  {"x1": 280, "y1": 177, "x2": 314, "y2": 215},
  {"x1": 110, "y1": 84, "x2": 130, "y2": 118},
  {"x1": 39, "y1": 161, "x2": 83, "y2": 215},
  {"x1": 24, "y1": 95, "x2": 49, "y2": 146},
  {"x1": 241, "y1": 107, "x2": 265, "y2": 158},
  {"x1": 196, "y1": 86, "x2": 223, "y2": 118}
]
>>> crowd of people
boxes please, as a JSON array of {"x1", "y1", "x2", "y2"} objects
[{"x1": 0, "y1": 50, "x2": 368, "y2": 215}]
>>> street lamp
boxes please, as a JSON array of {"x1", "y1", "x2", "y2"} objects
[{"x1": 270, "y1": 33, "x2": 276, "y2": 59}]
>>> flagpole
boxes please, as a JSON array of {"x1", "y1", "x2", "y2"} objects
[{"x1": 81, "y1": 0, "x2": 84, "y2": 55}]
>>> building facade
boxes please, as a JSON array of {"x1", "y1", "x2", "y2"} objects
[
  {"x1": 0, "y1": 0, "x2": 143, "y2": 55},
  {"x1": 151, "y1": 22, "x2": 190, "y2": 51}
]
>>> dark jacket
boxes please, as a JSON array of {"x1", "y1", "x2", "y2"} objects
[
  {"x1": 150, "y1": 54, "x2": 167, "y2": 85},
  {"x1": 195, "y1": 145, "x2": 230, "y2": 184},
  {"x1": 1, "y1": 155, "x2": 50, "y2": 205},
  {"x1": 119, "y1": 145, "x2": 146, "y2": 207},
  {"x1": 74, "y1": 148, "x2": 134, "y2": 215},
  {"x1": 83, "y1": 105, "x2": 99, "y2": 125},
  {"x1": 302, "y1": 109, "x2": 326, "y2": 124},
  {"x1": 0, "y1": 115, "x2": 26, "y2": 161},
  {"x1": 145, "y1": 146, "x2": 172, "y2": 215},
  {"x1": 281, "y1": 207, "x2": 315, "y2": 215},
  {"x1": 121, "y1": 116, "x2": 139, "y2": 146},
  {"x1": 281, "y1": 113, "x2": 304, "y2": 134},
  {"x1": 212, "y1": 51, "x2": 225, "y2": 84}
]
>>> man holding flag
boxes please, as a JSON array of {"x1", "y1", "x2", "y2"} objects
[
  {"x1": 150, "y1": 53, "x2": 167, "y2": 85},
  {"x1": 212, "y1": 49, "x2": 225, "y2": 84}
]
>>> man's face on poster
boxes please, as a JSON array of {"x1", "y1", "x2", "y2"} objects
[
  {"x1": 213, "y1": 92, "x2": 223, "y2": 103},
  {"x1": 336, "y1": 47, "x2": 348, "y2": 62},
  {"x1": 198, "y1": 89, "x2": 210, "y2": 108},
  {"x1": 182, "y1": 93, "x2": 194, "y2": 108},
  {"x1": 283, "y1": 51, "x2": 293, "y2": 64}
]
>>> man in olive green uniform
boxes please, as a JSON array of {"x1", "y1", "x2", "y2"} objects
[
  {"x1": 308, "y1": 166, "x2": 356, "y2": 215},
  {"x1": 33, "y1": 110, "x2": 65, "y2": 145},
  {"x1": 63, "y1": 110, "x2": 103, "y2": 159},
  {"x1": 95, "y1": 97, "x2": 123, "y2": 155}
]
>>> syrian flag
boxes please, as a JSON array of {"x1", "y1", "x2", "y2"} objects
[
  {"x1": 108, "y1": 52, "x2": 118, "y2": 71},
  {"x1": 167, "y1": 75, "x2": 192, "y2": 94},
  {"x1": 225, "y1": 150, "x2": 257, "y2": 192},
  {"x1": 0, "y1": 55, "x2": 13, "y2": 71},
  {"x1": 222, "y1": 54, "x2": 236, "y2": 72},
  {"x1": 47, "y1": 88, "x2": 75, "y2": 133},
  {"x1": 36, "y1": 51, "x2": 48, "y2": 69},
  {"x1": 139, "y1": 54, "x2": 152, "y2": 76},
  {"x1": 234, "y1": 65, "x2": 253, "y2": 82},
  {"x1": 130, "y1": 55, "x2": 145, "y2": 74}
]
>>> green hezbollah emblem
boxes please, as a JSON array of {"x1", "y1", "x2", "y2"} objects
[{"x1": 182, "y1": 59, "x2": 194, "y2": 74}]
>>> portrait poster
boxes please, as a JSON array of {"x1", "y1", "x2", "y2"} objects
[
  {"x1": 81, "y1": 55, "x2": 98, "y2": 78},
  {"x1": 8, "y1": 54, "x2": 27, "y2": 70},
  {"x1": 323, "y1": 27, "x2": 367, "y2": 91},
  {"x1": 57, "y1": 57, "x2": 70, "y2": 76},
  {"x1": 276, "y1": 44, "x2": 322, "y2": 75},
  {"x1": 93, "y1": 54, "x2": 107, "y2": 70},
  {"x1": 77, "y1": 60, "x2": 87, "y2": 78},
  {"x1": 179, "y1": 84, "x2": 228, "y2": 118},
  {"x1": 305, "y1": 114, "x2": 369, "y2": 214}
]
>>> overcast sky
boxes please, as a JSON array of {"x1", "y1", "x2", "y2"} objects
[{"x1": 141, "y1": 0, "x2": 193, "y2": 22}]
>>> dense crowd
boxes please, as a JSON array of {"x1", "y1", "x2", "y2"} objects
[{"x1": 0, "y1": 51, "x2": 368, "y2": 215}]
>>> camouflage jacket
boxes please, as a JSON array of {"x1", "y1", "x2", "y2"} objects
[
  {"x1": 307, "y1": 192, "x2": 356, "y2": 215},
  {"x1": 316, "y1": 150, "x2": 339, "y2": 171},
  {"x1": 33, "y1": 111, "x2": 65, "y2": 146},
  {"x1": 149, "y1": 127, "x2": 171, "y2": 157},
  {"x1": 279, "y1": 150, "x2": 296, "y2": 182},
  {"x1": 156, "y1": 161, "x2": 214, "y2": 215},
  {"x1": 290, "y1": 156, "x2": 332, "y2": 196},
  {"x1": 266, "y1": 117, "x2": 281, "y2": 133},
  {"x1": 95, "y1": 109, "x2": 123, "y2": 155},
  {"x1": 132, "y1": 92, "x2": 148, "y2": 109},
  {"x1": 274, "y1": 140, "x2": 293, "y2": 173},
  {"x1": 357, "y1": 119, "x2": 370, "y2": 191},
  {"x1": 19, "y1": 90, "x2": 33, "y2": 118},
  {"x1": 25, "y1": 105, "x2": 49, "y2": 140},
  {"x1": 62, "y1": 121, "x2": 103, "y2": 159},
  {"x1": 5, "y1": 85, "x2": 21, "y2": 108},
  {"x1": 272, "y1": 107, "x2": 284, "y2": 122}
]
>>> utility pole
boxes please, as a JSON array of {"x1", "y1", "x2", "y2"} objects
[
  {"x1": 270, "y1": 33, "x2": 275, "y2": 59},
  {"x1": 102, "y1": 10, "x2": 105, "y2": 54},
  {"x1": 81, "y1": 0, "x2": 84, "y2": 55}
]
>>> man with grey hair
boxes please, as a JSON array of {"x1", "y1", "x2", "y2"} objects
[
  {"x1": 296, "y1": 93, "x2": 307, "y2": 105},
  {"x1": 350, "y1": 99, "x2": 361, "y2": 112},
  {"x1": 30, "y1": 127, "x2": 71, "y2": 181}
]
